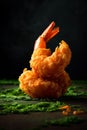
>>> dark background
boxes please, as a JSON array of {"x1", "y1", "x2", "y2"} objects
[{"x1": 0, "y1": 0, "x2": 87, "y2": 80}]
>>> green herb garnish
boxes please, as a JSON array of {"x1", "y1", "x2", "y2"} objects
[{"x1": 45, "y1": 116, "x2": 85, "y2": 126}]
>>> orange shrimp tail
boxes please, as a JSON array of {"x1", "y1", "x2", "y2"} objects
[
  {"x1": 41, "y1": 21, "x2": 59, "y2": 42},
  {"x1": 34, "y1": 21, "x2": 59, "y2": 50}
]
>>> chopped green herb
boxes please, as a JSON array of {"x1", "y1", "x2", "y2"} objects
[
  {"x1": 45, "y1": 116, "x2": 85, "y2": 126},
  {"x1": 0, "y1": 79, "x2": 19, "y2": 85},
  {"x1": 65, "y1": 83, "x2": 87, "y2": 96},
  {"x1": 0, "y1": 101, "x2": 66, "y2": 115}
]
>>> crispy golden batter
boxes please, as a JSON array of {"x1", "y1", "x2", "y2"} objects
[
  {"x1": 19, "y1": 69, "x2": 71, "y2": 98},
  {"x1": 30, "y1": 40, "x2": 71, "y2": 78},
  {"x1": 18, "y1": 21, "x2": 72, "y2": 98}
]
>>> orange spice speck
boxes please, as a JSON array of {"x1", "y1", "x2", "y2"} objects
[
  {"x1": 62, "y1": 110, "x2": 69, "y2": 116},
  {"x1": 73, "y1": 110, "x2": 85, "y2": 115}
]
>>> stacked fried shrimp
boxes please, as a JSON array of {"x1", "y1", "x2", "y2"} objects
[{"x1": 19, "y1": 21, "x2": 72, "y2": 98}]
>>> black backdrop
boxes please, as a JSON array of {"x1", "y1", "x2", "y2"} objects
[{"x1": 0, "y1": 0, "x2": 87, "y2": 80}]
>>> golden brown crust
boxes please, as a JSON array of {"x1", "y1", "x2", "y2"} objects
[{"x1": 30, "y1": 40, "x2": 71, "y2": 79}]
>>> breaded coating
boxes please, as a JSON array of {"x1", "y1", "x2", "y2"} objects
[
  {"x1": 30, "y1": 40, "x2": 71, "y2": 78},
  {"x1": 19, "y1": 69, "x2": 71, "y2": 98}
]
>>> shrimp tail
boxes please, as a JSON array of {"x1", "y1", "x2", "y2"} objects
[
  {"x1": 34, "y1": 21, "x2": 59, "y2": 50},
  {"x1": 41, "y1": 21, "x2": 59, "y2": 42}
]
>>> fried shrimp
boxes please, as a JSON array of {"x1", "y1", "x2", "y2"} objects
[{"x1": 19, "y1": 21, "x2": 72, "y2": 98}]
